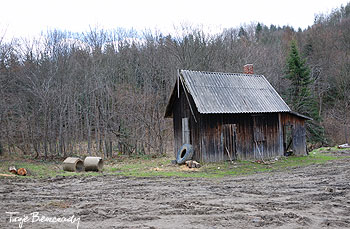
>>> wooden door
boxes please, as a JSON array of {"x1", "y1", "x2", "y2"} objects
[
  {"x1": 223, "y1": 124, "x2": 237, "y2": 160},
  {"x1": 253, "y1": 116, "x2": 267, "y2": 159}
]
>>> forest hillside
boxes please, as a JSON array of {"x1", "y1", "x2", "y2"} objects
[{"x1": 1, "y1": 3, "x2": 350, "y2": 158}]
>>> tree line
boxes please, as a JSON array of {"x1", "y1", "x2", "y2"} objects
[{"x1": 0, "y1": 3, "x2": 349, "y2": 158}]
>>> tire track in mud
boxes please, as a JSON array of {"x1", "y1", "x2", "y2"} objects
[{"x1": 1, "y1": 157, "x2": 350, "y2": 228}]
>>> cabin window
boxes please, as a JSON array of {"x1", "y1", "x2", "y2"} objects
[{"x1": 182, "y1": 118, "x2": 190, "y2": 144}]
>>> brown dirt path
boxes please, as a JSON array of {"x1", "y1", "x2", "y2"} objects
[{"x1": 1, "y1": 157, "x2": 350, "y2": 228}]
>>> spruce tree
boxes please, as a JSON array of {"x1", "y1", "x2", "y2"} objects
[
  {"x1": 255, "y1": 23, "x2": 262, "y2": 41},
  {"x1": 284, "y1": 40, "x2": 325, "y2": 144},
  {"x1": 238, "y1": 27, "x2": 247, "y2": 39}
]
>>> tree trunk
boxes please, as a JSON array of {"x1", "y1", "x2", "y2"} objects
[
  {"x1": 0, "y1": 140, "x2": 3, "y2": 156},
  {"x1": 86, "y1": 112, "x2": 91, "y2": 155},
  {"x1": 59, "y1": 113, "x2": 64, "y2": 157}
]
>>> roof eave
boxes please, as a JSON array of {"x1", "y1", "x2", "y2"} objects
[{"x1": 288, "y1": 111, "x2": 313, "y2": 120}]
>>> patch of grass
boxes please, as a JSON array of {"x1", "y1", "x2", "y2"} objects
[
  {"x1": 109, "y1": 167, "x2": 119, "y2": 172},
  {"x1": 1, "y1": 150, "x2": 349, "y2": 179},
  {"x1": 311, "y1": 146, "x2": 350, "y2": 153},
  {"x1": 0, "y1": 159, "x2": 102, "y2": 178},
  {"x1": 0, "y1": 160, "x2": 61, "y2": 178},
  {"x1": 110, "y1": 151, "x2": 347, "y2": 178}
]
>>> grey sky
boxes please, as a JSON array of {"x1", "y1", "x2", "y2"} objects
[{"x1": 1, "y1": 0, "x2": 349, "y2": 40}]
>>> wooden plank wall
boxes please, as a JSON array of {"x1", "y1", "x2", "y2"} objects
[
  {"x1": 280, "y1": 113, "x2": 307, "y2": 155},
  {"x1": 193, "y1": 113, "x2": 284, "y2": 162},
  {"x1": 172, "y1": 81, "x2": 191, "y2": 157}
]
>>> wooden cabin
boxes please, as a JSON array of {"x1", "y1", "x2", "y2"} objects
[{"x1": 164, "y1": 66, "x2": 311, "y2": 162}]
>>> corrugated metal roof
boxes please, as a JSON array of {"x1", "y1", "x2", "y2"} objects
[{"x1": 180, "y1": 69, "x2": 291, "y2": 114}]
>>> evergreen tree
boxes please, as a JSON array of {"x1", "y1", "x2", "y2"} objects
[
  {"x1": 284, "y1": 40, "x2": 325, "y2": 144},
  {"x1": 255, "y1": 22, "x2": 262, "y2": 40},
  {"x1": 238, "y1": 26, "x2": 247, "y2": 39}
]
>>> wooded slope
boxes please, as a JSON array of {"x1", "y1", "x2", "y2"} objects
[{"x1": 0, "y1": 3, "x2": 349, "y2": 157}]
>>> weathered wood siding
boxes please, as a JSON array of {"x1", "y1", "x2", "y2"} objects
[
  {"x1": 192, "y1": 113, "x2": 284, "y2": 162},
  {"x1": 172, "y1": 81, "x2": 192, "y2": 157},
  {"x1": 172, "y1": 83, "x2": 307, "y2": 162},
  {"x1": 280, "y1": 113, "x2": 307, "y2": 156}
]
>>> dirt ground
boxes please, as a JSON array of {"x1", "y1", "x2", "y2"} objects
[{"x1": 1, "y1": 154, "x2": 350, "y2": 229}]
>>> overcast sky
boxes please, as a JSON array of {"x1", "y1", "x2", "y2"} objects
[{"x1": 1, "y1": 0, "x2": 349, "y2": 40}]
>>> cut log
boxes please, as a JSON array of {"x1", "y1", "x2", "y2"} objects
[
  {"x1": 62, "y1": 157, "x2": 84, "y2": 172},
  {"x1": 185, "y1": 160, "x2": 192, "y2": 168},
  {"x1": 84, "y1": 157, "x2": 103, "y2": 172},
  {"x1": 8, "y1": 166, "x2": 17, "y2": 174},
  {"x1": 185, "y1": 160, "x2": 201, "y2": 168},
  {"x1": 193, "y1": 161, "x2": 201, "y2": 168},
  {"x1": 17, "y1": 168, "x2": 27, "y2": 176}
]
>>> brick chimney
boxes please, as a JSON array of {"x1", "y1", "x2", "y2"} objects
[{"x1": 243, "y1": 64, "x2": 253, "y2": 74}]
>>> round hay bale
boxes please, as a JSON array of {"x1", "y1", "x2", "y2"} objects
[
  {"x1": 84, "y1": 157, "x2": 103, "y2": 172},
  {"x1": 62, "y1": 157, "x2": 84, "y2": 172}
]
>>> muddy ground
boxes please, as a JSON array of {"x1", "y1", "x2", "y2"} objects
[{"x1": 1, "y1": 155, "x2": 350, "y2": 229}]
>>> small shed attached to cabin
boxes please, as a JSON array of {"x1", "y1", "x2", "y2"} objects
[{"x1": 164, "y1": 67, "x2": 311, "y2": 162}]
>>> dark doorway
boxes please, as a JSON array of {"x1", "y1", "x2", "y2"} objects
[{"x1": 284, "y1": 124, "x2": 293, "y2": 155}]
